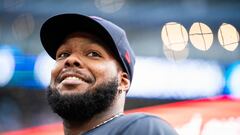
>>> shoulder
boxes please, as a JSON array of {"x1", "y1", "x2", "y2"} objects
[{"x1": 117, "y1": 113, "x2": 178, "y2": 135}]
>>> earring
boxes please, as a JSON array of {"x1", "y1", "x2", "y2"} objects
[{"x1": 118, "y1": 89, "x2": 123, "y2": 94}]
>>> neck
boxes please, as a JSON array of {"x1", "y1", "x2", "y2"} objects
[{"x1": 63, "y1": 91, "x2": 126, "y2": 135}]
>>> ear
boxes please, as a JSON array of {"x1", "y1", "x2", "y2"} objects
[{"x1": 118, "y1": 71, "x2": 130, "y2": 93}]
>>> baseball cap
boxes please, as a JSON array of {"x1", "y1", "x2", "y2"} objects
[{"x1": 40, "y1": 13, "x2": 135, "y2": 82}]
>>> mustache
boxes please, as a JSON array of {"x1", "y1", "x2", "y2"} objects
[{"x1": 55, "y1": 68, "x2": 94, "y2": 83}]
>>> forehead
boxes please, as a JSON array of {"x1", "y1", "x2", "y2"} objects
[{"x1": 58, "y1": 32, "x2": 112, "y2": 52}]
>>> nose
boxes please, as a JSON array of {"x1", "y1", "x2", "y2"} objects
[{"x1": 64, "y1": 54, "x2": 82, "y2": 68}]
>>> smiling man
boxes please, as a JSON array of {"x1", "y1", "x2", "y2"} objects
[{"x1": 40, "y1": 13, "x2": 178, "y2": 135}]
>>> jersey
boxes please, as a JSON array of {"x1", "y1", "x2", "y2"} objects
[{"x1": 84, "y1": 113, "x2": 178, "y2": 135}]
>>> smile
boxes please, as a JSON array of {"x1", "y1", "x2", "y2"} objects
[
  {"x1": 60, "y1": 75, "x2": 85, "y2": 85},
  {"x1": 56, "y1": 68, "x2": 94, "y2": 87},
  {"x1": 64, "y1": 76, "x2": 82, "y2": 81}
]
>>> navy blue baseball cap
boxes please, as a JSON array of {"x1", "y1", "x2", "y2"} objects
[{"x1": 40, "y1": 13, "x2": 135, "y2": 82}]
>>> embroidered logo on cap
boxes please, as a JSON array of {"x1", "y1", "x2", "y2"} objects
[{"x1": 125, "y1": 51, "x2": 131, "y2": 64}]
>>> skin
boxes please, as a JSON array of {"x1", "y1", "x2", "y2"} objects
[{"x1": 49, "y1": 33, "x2": 130, "y2": 135}]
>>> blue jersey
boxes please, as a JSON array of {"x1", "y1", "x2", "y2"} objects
[{"x1": 84, "y1": 113, "x2": 178, "y2": 135}]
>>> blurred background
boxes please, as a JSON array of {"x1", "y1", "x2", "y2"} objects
[{"x1": 0, "y1": 0, "x2": 240, "y2": 135}]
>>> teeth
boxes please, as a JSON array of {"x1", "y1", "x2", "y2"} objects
[{"x1": 64, "y1": 76, "x2": 81, "y2": 81}]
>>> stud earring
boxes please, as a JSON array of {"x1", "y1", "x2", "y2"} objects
[{"x1": 118, "y1": 89, "x2": 123, "y2": 94}]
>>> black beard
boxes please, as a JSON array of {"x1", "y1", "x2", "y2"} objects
[{"x1": 46, "y1": 78, "x2": 118, "y2": 123}]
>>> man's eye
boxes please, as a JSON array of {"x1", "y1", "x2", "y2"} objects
[
  {"x1": 57, "y1": 52, "x2": 70, "y2": 59},
  {"x1": 87, "y1": 51, "x2": 101, "y2": 57}
]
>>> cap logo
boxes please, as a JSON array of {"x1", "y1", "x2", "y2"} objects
[{"x1": 125, "y1": 51, "x2": 131, "y2": 64}]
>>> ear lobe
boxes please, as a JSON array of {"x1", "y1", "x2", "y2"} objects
[{"x1": 118, "y1": 72, "x2": 130, "y2": 92}]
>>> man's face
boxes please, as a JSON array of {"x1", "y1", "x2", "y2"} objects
[
  {"x1": 47, "y1": 33, "x2": 122, "y2": 122},
  {"x1": 50, "y1": 33, "x2": 121, "y2": 95}
]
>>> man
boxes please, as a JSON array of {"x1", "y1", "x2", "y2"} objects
[{"x1": 40, "y1": 13, "x2": 178, "y2": 135}]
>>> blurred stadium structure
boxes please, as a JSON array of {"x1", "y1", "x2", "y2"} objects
[{"x1": 0, "y1": 0, "x2": 240, "y2": 135}]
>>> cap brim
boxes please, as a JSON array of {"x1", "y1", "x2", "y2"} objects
[{"x1": 40, "y1": 13, "x2": 116, "y2": 59}]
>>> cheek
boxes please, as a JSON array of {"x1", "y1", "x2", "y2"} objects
[
  {"x1": 50, "y1": 63, "x2": 62, "y2": 85},
  {"x1": 92, "y1": 62, "x2": 119, "y2": 79}
]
